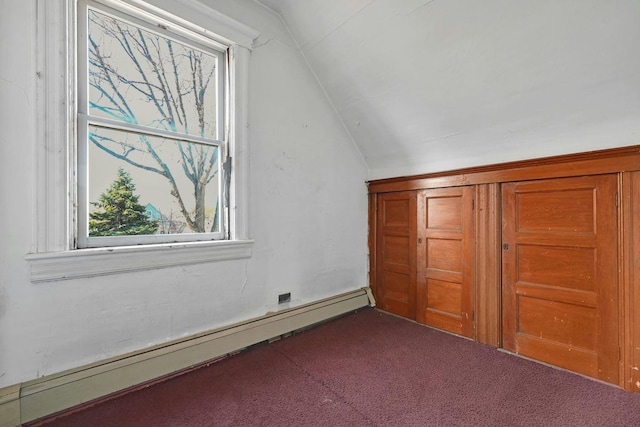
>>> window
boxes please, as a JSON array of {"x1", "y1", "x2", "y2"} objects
[
  {"x1": 27, "y1": 0, "x2": 258, "y2": 281},
  {"x1": 78, "y1": 0, "x2": 228, "y2": 248}
]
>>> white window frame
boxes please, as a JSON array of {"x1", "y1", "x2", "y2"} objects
[
  {"x1": 26, "y1": 0, "x2": 259, "y2": 282},
  {"x1": 78, "y1": 0, "x2": 228, "y2": 248}
]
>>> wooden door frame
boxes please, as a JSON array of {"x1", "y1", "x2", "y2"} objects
[
  {"x1": 622, "y1": 171, "x2": 640, "y2": 392},
  {"x1": 368, "y1": 145, "x2": 640, "y2": 391},
  {"x1": 368, "y1": 145, "x2": 640, "y2": 193},
  {"x1": 475, "y1": 183, "x2": 502, "y2": 347}
]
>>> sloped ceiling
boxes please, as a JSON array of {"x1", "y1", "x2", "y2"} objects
[{"x1": 259, "y1": 0, "x2": 640, "y2": 179}]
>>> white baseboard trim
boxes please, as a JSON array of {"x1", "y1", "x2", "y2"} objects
[
  {"x1": 0, "y1": 288, "x2": 372, "y2": 426},
  {"x1": 0, "y1": 385, "x2": 20, "y2": 427}
]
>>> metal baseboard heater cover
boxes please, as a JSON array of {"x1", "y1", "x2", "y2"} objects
[{"x1": 0, "y1": 288, "x2": 372, "y2": 427}]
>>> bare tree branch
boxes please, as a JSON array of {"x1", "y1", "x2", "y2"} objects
[
  {"x1": 87, "y1": 10, "x2": 221, "y2": 232},
  {"x1": 90, "y1": 133, "x2": 163, "y2": 175}
]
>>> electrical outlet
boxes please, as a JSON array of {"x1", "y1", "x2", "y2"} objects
[{"x1": 278, "y1": 292, "x2": 291, "y2": 304}]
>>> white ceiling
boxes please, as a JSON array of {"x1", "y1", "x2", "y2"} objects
[{"x1": 259, "y1": 0, "x2": 640, "y2": 179}]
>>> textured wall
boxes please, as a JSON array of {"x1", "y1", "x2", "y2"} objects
[{"x1": 0, "y1": 0, "x2": 367, "y2": 387}]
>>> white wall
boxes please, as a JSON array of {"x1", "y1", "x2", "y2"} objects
[
  {"x1": 0, "y1": 0, "x2": 368, "y2": 388},
  {"x1": 262, "y1": 0, "x2": 640, "y2": 180}
]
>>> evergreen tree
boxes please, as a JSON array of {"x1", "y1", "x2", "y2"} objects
[{"x1": 89, "y1": 168, "x2": 159, "y2": 236}]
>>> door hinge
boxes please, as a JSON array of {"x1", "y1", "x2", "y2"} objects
[
  {"x1": 616, "y1": 192, "x2": 619, "y2": 207},
  {"x1": 472, "y1": 199, "x2": 475, "y2": 210}
]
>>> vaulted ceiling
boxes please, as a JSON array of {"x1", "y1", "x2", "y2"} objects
[{"x1": 259, "y1": 0, "x2": 640, "y2": 179}]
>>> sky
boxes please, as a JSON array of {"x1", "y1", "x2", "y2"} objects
[{"x1": 85, "y1": 6, "x2": 224, "y2": 233}]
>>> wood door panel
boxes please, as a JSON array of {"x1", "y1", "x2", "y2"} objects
[
  {"x1": 417, "y1": 186, "x2": 474, "y2": 338},
  {"x1": 376, "y1": 192, "x2": 417, "y2": 319},
  {"x1": 382, "y1": 235, "x2": 411, "y2": 266},
  {"x1": 426, "y1": 279, "x2": 463, "y2": 315},
  {"x1": 426, "y1": 239, "x2": 462, "y2": 272},
  {"x1": 517, "y1": 334, "x2": 597, "y2": 378},
  {"x1": 502, "y1": 175, "x2": 618, "y2": 384},
  {"x1": 517, "y1": 245, "x2": 596, "y2": 291},
  {"x1": 382, "y1": 199, "x2": 411, "y2": 227},
  {"x1": 382, "y1": 297, "x2": 411, "y2": 319},
  {"x1": 382, "y1": 271, "x2": 411, "y2": 297},
  {"x1": 517, "y1": 296, "x2": 597, "y2": 350},
  {"x1": 425, "y1": 311, "x2": 464, "y2": 335},
  {"x1": 426, "y1": 197, "x2": 463, "y2": 230},
  {"x1": 515, "y1": 189, "x2": 596, "y2": 233}
]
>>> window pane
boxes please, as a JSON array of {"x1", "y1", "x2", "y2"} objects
[
  {"x1": 87, "y1": 9, "x2": 220, "y2": 139},
  {"x1": 88, "y1": 126, "x2": 221, "y2": 237}
]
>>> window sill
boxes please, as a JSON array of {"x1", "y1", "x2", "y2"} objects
[{"x1": 25, "y1": 239, "x2": 254, "y2": 283}]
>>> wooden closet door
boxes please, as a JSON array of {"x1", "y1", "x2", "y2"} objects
[
  {"x1": 376, "y1": 191, "x2": 417, "y2": 319},
  {"x1": 417, "y1": 187, "x2": 475, "y2": 337},
  {"x1": 502, "y1": 175, "x2": 619, "y2": 383}
]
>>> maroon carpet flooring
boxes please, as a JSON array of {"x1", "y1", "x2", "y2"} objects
[{"x1": 33, "y1": 308, "x2": 640, "y2": 426}]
